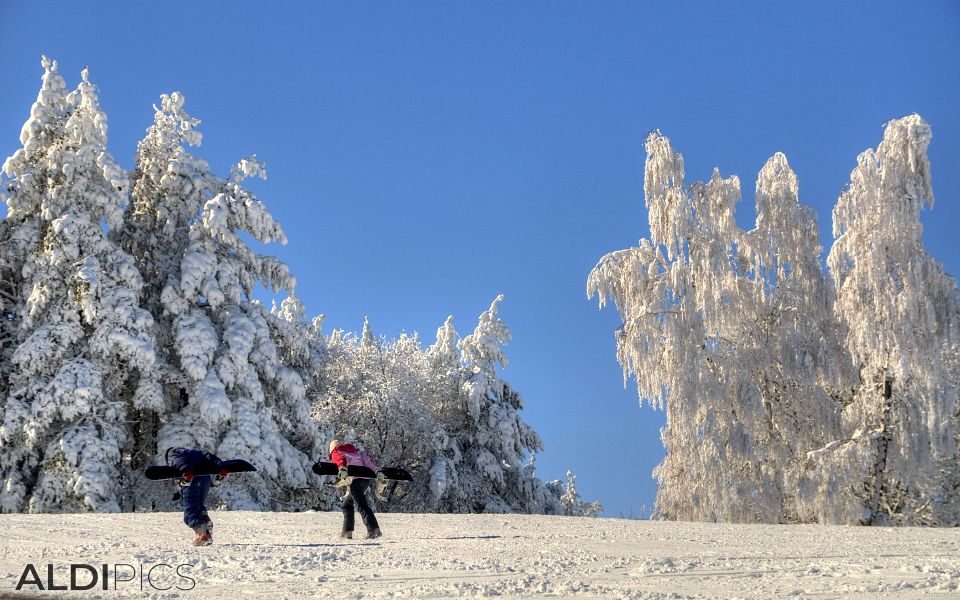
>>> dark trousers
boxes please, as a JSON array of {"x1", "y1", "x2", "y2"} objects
[
  {"x1": 181, "y1": 476, "x2": 211, "y2": 528},
  {"x1": 342, "y1": 478, "x2": 379, "y2": 533}
]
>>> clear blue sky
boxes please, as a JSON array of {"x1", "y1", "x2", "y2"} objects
[{"x1": 2, "y1": 2, "x2": 958, "y2": 518}]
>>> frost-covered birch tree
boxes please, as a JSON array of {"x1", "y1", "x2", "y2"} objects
[
  {"x1": 588, "y1": 132, "x2": 792, "y2": 521},
  {"x1": 805, "y1": 115, "x2": 960, "y2": 525},
  {"x1": 590, "y1": 117, "x2": 959, "y2": 525},
  {"x1": 115, "y1": 92, "x2": 319, "y2": 510},
  {"x1": 0, "y1": 58, "x2": 158, "y2": 512},
  {"x1": 342, "y1": 321, "x2": 436, "y2": 480},
  {"x1": 304, "y1": 306, "x2": 577, "y2": 515},
  {"x1": 307, "y1": 316, "x2": 453, "y2": 512},
  {"x1": 738, "y1": 153, "x2": 853, "y2": 522}
]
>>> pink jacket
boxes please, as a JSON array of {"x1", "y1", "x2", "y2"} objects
[{"x1": 330, "y1": 443, "x2": 379, "y2": 472}]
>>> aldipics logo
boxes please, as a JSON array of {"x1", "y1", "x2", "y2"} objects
[{"x1": 14, "y1": 563, "x2": 196, "y2": 592}]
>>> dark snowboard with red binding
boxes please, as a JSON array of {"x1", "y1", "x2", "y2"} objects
[{"x1": 145, "y1": 459, "x2": 257, "y2": 481}]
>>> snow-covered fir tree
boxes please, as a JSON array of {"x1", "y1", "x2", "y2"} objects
[
  {"x1": 589, "y1": 117, "x2": 959, "y2": 525},
  {"x1": 0, "y1": 58, "x2": 157, "y2": 512},
  {"x1": 114, "y1": 90, "x2": 319, "y2": 510},
  {"x1": 424, "y1": 315, "x2": 468, "y2": 509},
  {"x1": 106, "y1": 91, "x2": 209, "y2": 500},
  {"x1": 453, "y1": 295, "x2": 553, "y2": 513},
  {"x1": 547, "y1": 470, "x2": 603, "y2": 517}
]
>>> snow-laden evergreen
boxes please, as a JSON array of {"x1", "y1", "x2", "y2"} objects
[
  {"x1": 589, "y1": 116, "x2": 959, "y2": 525},
  {"x1": 0, "y1": 58, "x2": 157, "y2": 512},
  {"x1": 114, "y1": 91, "x2": 320, "y2": 510},
  {"x1": 454, "y1": 295, "x2": 552, "y2": 513},
  {"x1": 548, "y1": 470, "x2": 603, "y2": 517},
  {"x1": 425, "y1": 315, "x2": 469, "y2": 508}
]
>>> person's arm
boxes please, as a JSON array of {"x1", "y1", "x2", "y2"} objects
[
  {"x1": 361, "y1": 451, "x2": 380, "y2": 472},
  {"x1": 167, "y1": 448, "x2": 190, "y2": 471},
  {"x1": 200, "y1": 451, "x2": 229, "y2": 484},
  {"x1": 331, "y1": 449, "x2": 348, "y2": 479},
  {"x1": 363, "y1": 453, "x2": 388, "y2": 485}
]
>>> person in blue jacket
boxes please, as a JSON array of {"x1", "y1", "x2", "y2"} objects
[{"x1": 165, "y1": 447, "x2": 229, "y2": 546}]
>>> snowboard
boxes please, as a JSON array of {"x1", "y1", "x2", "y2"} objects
[
  {"x1": 312, "y1": 461, "x2": 412, "y2": 482},
  {"x1": 145, "y1": 459, "x2": 257, "y2": 481}
]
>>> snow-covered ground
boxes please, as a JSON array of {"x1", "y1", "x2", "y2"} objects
[{"x1": 1, "y1": 511, "x2": 958, "y2": 599}]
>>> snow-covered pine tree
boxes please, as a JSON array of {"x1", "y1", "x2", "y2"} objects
[
  {"x1": 455, "y1": 295, "x2": 546, "y2": 513},
  {"x1": 546, "y1": 470, "x2": 602, "y2": 517},
  {"x1": 116, "y1": 91, "x2": 318, "y2": 510},
  {"x1": 108, "y1": 92, "x2": 208, "y2": 500},
  {"x1": 269, "y1": 295, "x2": 318, "y2": 452},
  {"x1": 0, "y1": 58, "x2": 158, "y2": 512},
  {"x1": 265, "y1": 295, "x2": 327, "y2": 509},
  {"x1": 809, "y1": 115, "x2": 960, "y2": 525},
  {"x1": 425, "y1": 316, "x2": 467, "y2": 509},
  {"x1": 0, "y1": 217, "x2": 18, "y2": 409},
  {"x1": 0, "y1": 165, "x2": 37, "y2": 411}
]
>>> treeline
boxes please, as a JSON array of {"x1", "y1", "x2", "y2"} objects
[{"x1": 0, "y1": 58, "x2": 599, "y2": 517}]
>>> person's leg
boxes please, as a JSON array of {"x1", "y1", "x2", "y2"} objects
[
  {"x1": 341, "y1": 488, "x2": 356, "y2": 535},
  {"x1": 182, "y1": 478, "x2": 212, "y2": 541},
  {"x1": 196, "y1": 477, "x2": 212, "y2": 540},
  {"x1": 182, "y1": 480, "x2": 204, "y2": 528},
  {"x1": 350, "y1": 479, "x2": 380, "y2": 534}
]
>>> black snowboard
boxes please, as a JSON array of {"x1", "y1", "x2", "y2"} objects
[
  {"x1": 312, "y1": 461, "x2": 412, "y2": 482},
  {"x1": 145, "y1": 459, "x2": 257, "y2": 481}
]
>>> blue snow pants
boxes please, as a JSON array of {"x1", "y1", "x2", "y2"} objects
[
  {"x1": 181, "y1": 476, "x2": 212, "y2": 528},
  {"x1": 166, "y1": 448, "x2": 220, "y2": 529}
]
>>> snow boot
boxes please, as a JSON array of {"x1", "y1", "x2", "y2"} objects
[
  {"x1": 366, "y1": 528, "x2": 382, "y2": 539},
  {"x1": 339, "y1": 530, "x2": 353, "y2": 539},
  {"x1": 192, "y1": 521, "x2": 213, "y2": 546}
]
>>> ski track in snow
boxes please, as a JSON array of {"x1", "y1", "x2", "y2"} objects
[{"x1": 0, "y1": 512, "x2": 958, "y2": 599}]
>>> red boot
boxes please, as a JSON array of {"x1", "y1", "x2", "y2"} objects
[{"x1": 191, "y1": 521, "x2": 213, "y2": 546}]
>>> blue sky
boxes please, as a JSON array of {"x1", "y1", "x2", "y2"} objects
[{"x1": 2, "y1": 2, "x2": 958, "y2": 518}]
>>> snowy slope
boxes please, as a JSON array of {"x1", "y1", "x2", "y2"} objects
[{"x1": 1, "y1": 512, "x2": 958, "y2": 599}]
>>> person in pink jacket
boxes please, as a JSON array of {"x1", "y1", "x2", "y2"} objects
[{"x1": 329, "y1": 439, "x2": 385, "y2": 539}]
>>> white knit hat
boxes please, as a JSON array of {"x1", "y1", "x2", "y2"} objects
[{"x1": 329, "y1": 439, "x2": 340, "y2": 454}]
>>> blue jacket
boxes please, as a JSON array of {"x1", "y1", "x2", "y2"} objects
[
  {"x1": 166, "y1": 448, "x2": 223, "y2": 474},
  {"x1": 166, "y1": 448, "x2": 222, "y2": 528}
]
